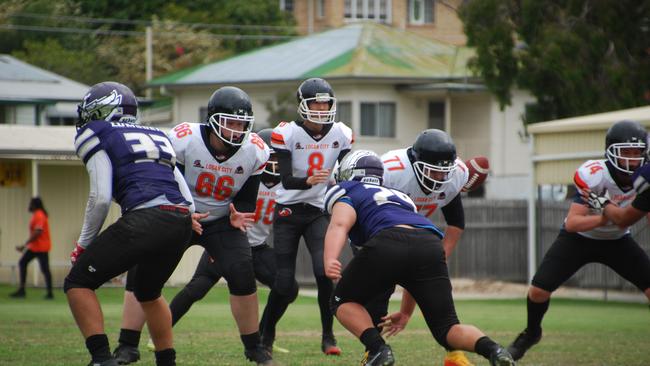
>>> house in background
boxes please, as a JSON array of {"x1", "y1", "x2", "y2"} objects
[
  {"x1": 281, "y1": 0, "x2": 466, "y2": 45},
  {"x1": 0, "y1": 55, "x2": 88, "y2": 126},
  {"x1": 148, "y1": 22, "x2": 534, "y2": 199}
]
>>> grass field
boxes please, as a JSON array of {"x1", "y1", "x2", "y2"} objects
[{"x1": 1, "y1": 284, "x2": 648, "y2": 365}]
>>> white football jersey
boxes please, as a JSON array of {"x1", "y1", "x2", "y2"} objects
[
  {"x1": 168, "y1": 123, "x2": 269, "y2": 221},
  {"x1": 248, "y1": 181, "x2": 281, "y2": 247},
  {"x1": 381, "y1": 148, "x2": 469, "y2": 218},
  {"x1": 572, "y1": 159, "x2": 636, "y2": 240},
  {"x1": 271, "y1": 121, "x2": 353, "y2": 208}
]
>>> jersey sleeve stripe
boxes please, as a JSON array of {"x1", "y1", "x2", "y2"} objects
[
  {"x1": 634, "y1": 175, "x2": 650, "y2": 194},
  {"x1": 74, "y1": 128, "x2": 95, "y2": 151},
  {"x1": 271, "y1": 132, "x2": 285, "y2": 145},
  {"x1": 573, "y1": 171, "x2": 589, "y2": 191},
  {"x1": 76, "y1": 136, "x2": 101, "y2": 162},
  {"x1": 324, "y1": 185, "x2": 347, "y2": 214}
]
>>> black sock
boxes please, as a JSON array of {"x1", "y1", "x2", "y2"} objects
[
  {"x1": 316, "y1": 276, "x2": 334, "y2": 334},
  {"x1": 474, "y1": 336, "x2": 499, "y2": 360},
  {"x1": 118, "y1": 328, "x2": 141, "y2": 347},
  {"x1": 86, "y1": 334, "x2": 112, "y2": 362},
  {"x1": 241, "y1": 331, "x2": 261, "y2": 350},
  {"x1": 360, "y1": 327, "x2": 385, "y2": 355},
  {"x1": 526, "y1": 296, "x2": 549, "y2": 335},
  {"x1": 154, "y1": 348, "x2": 176, "y2": 366},
  {"x1": 259, "y1": 290, "x2": 290, "y2": 341}
]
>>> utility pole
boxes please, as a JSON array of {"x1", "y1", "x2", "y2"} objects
[{"x1": 146, "y1": 26, "x2": 153, "y2": 100}]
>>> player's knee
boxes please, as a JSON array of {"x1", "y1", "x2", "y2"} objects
[
  {"x1": 529, "y1": 286, "x2": 551, "y2": 302},
  {"x1": 274, "y1": 272, "x2": 299, "y2": 303},
  {"x1": 134, "y1": 289, "x2": 161, "y2": 302},
  {"x1": 432, "y1": 323, "x2": 455, "y2": 350},
  {"x1": 225, "y1": 260, "x2": 256, "y2": 296}
]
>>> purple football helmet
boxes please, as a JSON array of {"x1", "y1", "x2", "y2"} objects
[
  {"x1": 77, "y1": 81, "x2": 138, "y2": 129},
  {"x1": 337, "y1": 150, "x2": 384, "y2": 185}
]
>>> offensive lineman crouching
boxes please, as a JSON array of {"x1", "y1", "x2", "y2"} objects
[{"x1": 323, "y1": 150, "x2": 516, "y2": 366}]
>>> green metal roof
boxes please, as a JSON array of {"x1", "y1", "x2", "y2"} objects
[{"x1": 150, "y1": 22, "x2": 474, "y2": 87}]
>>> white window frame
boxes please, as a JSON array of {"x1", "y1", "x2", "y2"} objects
[
  {"x1": 409, "y1": 0, "x2": 425, "y2": 25},
  {"x1": 279, "y1": 0, "x2": 294, "y2": 12},
  {"x1": 359, "y1": 101, "x2": 396, "y2": 138},
  {"x1": 316, "y1": 0, "x2": 325, "y2": 18},
  {"x1": 344, "y1": 0, "x2": 391, "y2": 24}
]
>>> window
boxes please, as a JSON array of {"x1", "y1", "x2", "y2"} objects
[
  {"x1": 428, "y1": 101, "x2": 445, "y2": 130},
  {"x1": 279, "y1": 0, "x2": 294, "y2": 12},
  {"x1": 344, "y1": 0, "x2": 391, "y2": 23},
  {"x1": 48, "y1": 116, "x2": 76, "y2": 126},
  {"x1": 360, "y1": 102, "x2": 395, "y2": 137},
  {"x1": 408, "y1": 0, "x2": 434, "y2": 25},
  {"x1": 336, "y1": 101, "x2": 352, "y2": 126},
  {"x1": 316, "y1": 0, "x2": 325, "y2": 18}
]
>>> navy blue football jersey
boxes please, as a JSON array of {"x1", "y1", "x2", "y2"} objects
[
  {"x1": 74, "y1": 121, "x2": 188, "y2": 213},
  {"x1": 324, "y1": 181, "x2": 443, "y2": 245}
]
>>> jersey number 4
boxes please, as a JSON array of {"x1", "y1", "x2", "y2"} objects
[{"x1": 195, "y1": 174, "x2": 234, "y2": 200}]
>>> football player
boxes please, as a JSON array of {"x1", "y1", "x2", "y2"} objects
[
  {"x1": 112, "y1": 87, "x2": 275, "y2": 366},
  {"x1": 324, "y1": 150, "x2": 516, "y2": 366},
  {"x1": 165, "y1": 128, "x2": 292, "y2": 353},
  {"x1": 507, "y1": 120, "x2": 650, "y2": 361},
  {"x1": 267, "y1": 77, "x2": 353, "y2": 355},
  {"x1": 65, "y1": 82, "x2": 195, "y2": 366},
  {"x1": 378, "y1": 129, "x2": 472, "y2": 366}
]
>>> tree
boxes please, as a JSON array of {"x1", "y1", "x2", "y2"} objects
[{"x1": 460, "y1": 0, "x2": 650, "y2": 123}]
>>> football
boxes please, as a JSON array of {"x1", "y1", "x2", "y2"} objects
[{"x1": 463, "y1": 156, "x2": 489, "y2": 192}]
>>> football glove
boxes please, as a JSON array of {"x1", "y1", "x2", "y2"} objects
[
  {"x1": 584, "y1": 191, "x2": 611, "y2": 210},
  {"x1": 70, "y1": 242, "x2": 85, "y2": 265}
]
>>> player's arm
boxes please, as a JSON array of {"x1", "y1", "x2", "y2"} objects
[
  {"x1": 276, "y1": 149, "x2": 329, "y2": 188},
  {"x1": 440, "y1": 194, "x2": 465, "y2": 258},
  {"x1": 601, "y1": 187, "x2": 650, "y2": 226},
  {"x1": 324, "y1": 201, "x2": 356, "y2": 280},
  {"x1": 233, "y1": 175, "x2": 260, "y2": 213},
  {"x1": 77, "y1": 151, "x2": 113, "y2": 249},
  {"x1": 173, "y1": 165, "x2": 195, "y2": 212},
  {"x1": 564, "y1": 201, "x2": 608, "y2": 232}
]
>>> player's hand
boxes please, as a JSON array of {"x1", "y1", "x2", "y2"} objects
[
  {"x1": 191, "y1": 212, "x2": 209, "y2": 235},
  {"x1": 307, "y1": 169, "x2": 331, "y2": 185},
  {"x1": 70, "y1": 242, "x2": 85, "y2": 265},
  {"x1": 378, "y1": 311, "x2": 411, "y2": 338},
  {"x1": 324, "y1": 258, "x2": 342, "y2": 280},
  {"x1": 15, "y1": 245, "x2": 25, "y2": 253},
  {"x1": 581, "y1": 189, "x2": 611, "y2": 210},
  {"x1": 229, "y1": 203, "x2": 255, "y2": 232}
]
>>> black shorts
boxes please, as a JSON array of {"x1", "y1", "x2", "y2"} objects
[
  {"x1": 190, "y1": 243, "x2": 277, "y2": 287},
  {"x1": 333, "y1": 227, "x2": 459, "y2": 333},
  {"x1": 533, "y1": 230, "x2": 650, "y2": 292},
  {"x1": 273, "y1": 202, "x2": 329, "y2": 276},
  {"x1": 65, "y1": 206, "x2": 192, "y2": 301}
]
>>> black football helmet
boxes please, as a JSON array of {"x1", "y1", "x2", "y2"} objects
[
  {"x1": 207, "y1": 86, "x2": 255, "y2": 146},
  {"x1": 411, "y1": 129, "x2": 458, "y2": 193},
  {"x1": 605, "y1": 120, "x2": 647, "y2": 174},
  {"x1": 336, "y1": 150, "x2": 384, "y2": 185},
  {"x1": 256, "y1": 128, "x2": 279, "y2": 176},
  {"x1": 297, "y1": 78, "x2": 336, "y2": 124},
  {"x1": 76, "y1": 81, "x2": 138, "y2": 130}
]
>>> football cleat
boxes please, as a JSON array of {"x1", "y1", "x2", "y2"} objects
[
  {"x1": 359, "y1": 350, "x2": 370, "y2": 366},
  {"x1": 507, "y1": 328, "x2": 542, "y2": 361},
  {"x1": 444, "y1": 350, "x2": 474, "y2": 366},
  {"x1": 362, "y1": 344, "x2": 395, "y2": 366},
  {"x1": 87, "y1": 358, "x2": 119, "y2": 366},
  {"x1": 9, "y1": 289, "x2": 26, "y2": 298},
  {"x1": 489, "y1": 347, "x2": 516, "y2": 366},
  {"x1": 321, "y1": 333, "x2": 342, "y2": 356},
  {"x1": 112, "y1": 344, "x2": 140, "y2": 365},
  {"x1": 244, "y1": 344, "x2": 275, "y2": 365}
]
